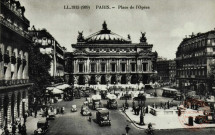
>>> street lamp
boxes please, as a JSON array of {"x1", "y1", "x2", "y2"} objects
[
  {"x1": 114, "y1": 81, "x2": 116, "y2": 94},
  {"x1": 138, "y1": 93, "x2": 146, "y2": 125}
]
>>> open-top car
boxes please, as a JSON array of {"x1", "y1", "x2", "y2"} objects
[
  {"x1": 71, "y1": 105, "x2": 77, "y2": 112},
  {"x1": 47, "y1": 111, "x2": 55, "y2": 120},
  {"x1": 81, "y1": 105, "x2": 92, "y2": 116}
]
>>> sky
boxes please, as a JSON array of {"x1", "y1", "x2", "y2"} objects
[{"x1": 19, "y1": 0, "x2": 215, "y2": 59}]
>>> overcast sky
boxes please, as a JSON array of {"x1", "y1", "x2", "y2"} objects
[{"x1": 20, "y1": 0, "x2": 215, "y2": 59}]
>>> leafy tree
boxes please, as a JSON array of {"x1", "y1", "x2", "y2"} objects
[{"x1": 28, "y1": 45, "x2": 52, "y2": 107}]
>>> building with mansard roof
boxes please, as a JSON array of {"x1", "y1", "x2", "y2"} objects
[
  {"x1": 29, "y1": 27, "x2": 66, "y2": 83},
  {"x1": 0, "y1": 0, "x2": 32, "y2": 126},
  {"x1": 175, "y1": 29, "x2": 215, "y2": 95},
  {"x1": 67, "y1": 21, "x2": 157, "y2": 88}
]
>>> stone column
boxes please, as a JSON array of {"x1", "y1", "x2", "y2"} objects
[
  {"x1": 17, "y1": 52, "x2": 23, "y2": 79},
  {"x1": 5, "y1": 47, "x2": 12, "y2": 80},
  {"x1": 23, "y1": 52, "x2": 29, "y2": 79},
  {"x1": 0, "y1": 44, "x2": 5, "y2": 80}
]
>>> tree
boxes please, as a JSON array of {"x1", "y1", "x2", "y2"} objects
[{"x1": 28, "y1": 45, "x2": 52, "y2": 107}]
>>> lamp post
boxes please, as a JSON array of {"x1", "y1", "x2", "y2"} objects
[
  {"x1": 114, "y1": 81, "x2": 116, "y2": 94},
  {"x1": 138, "y1": 93, "x2": 146, "y2": 125}
]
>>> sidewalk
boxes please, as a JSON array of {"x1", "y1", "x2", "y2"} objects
[{"x1": 123, "y1": 107, "x2": 215, "y2": 130}]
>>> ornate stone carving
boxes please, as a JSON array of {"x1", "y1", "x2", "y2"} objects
[
  {"x1": 140, "y1": 32, "x2": 147, "y2": 43},
  {"x1": 116, "y1": 74, "x2": 122, "y2": 83},
  {"x1": 73, "y1": 75, "x2": 79, "y2": 84},
  {"x1": 95, "y1": 75, "x2": 101, "y2": 83},
  {"x1": 105, "y1": 74, "x2": 111, "y2": 82},
  {"x1": 84, "y1": 75, "x2": 89, "y2": 84},
  {"x1": 77, "y1": 31, "x2": 84, "y2": 42},
  {"x1": 126, "y1": 74, "x2": 131, "y2": 83}
]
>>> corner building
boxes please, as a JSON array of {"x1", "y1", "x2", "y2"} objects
[
  {"x1": 0, "y1": 0, "x2": 32, "y2": 126},
  {"x1": 71, "y1": 22, "x2": 157, "y2": 87},
  {"x1": 176, "y1": 29, "x2": 215, "y2": 95}
]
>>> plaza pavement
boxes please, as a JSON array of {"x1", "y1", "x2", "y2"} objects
[{"x1": 123, "y1": 106, "x2": 215, "y2": 130}]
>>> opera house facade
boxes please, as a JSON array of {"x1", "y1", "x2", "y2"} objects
[{"x1": 69, "y1": 22, "x2": 158, "y2": 88}]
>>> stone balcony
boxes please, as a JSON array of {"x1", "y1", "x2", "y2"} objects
[{"x1": 0, "y1": 79, "x2": 30, "y2": 87}]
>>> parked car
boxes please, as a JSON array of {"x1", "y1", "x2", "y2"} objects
[
  {"x1": 81, "y1": 105, "x2": 92, "y2": 116},
  {"x1": 34, "y1": 119, "x2": 49, "y2": 135},
  {"x1": 71, "y1": 105, "x2": 77, "y2": 112},
  {"x1": 47, "y1": 112, "x2": 55, "y2": 120},
  {"x1": 195, "y1": 112, "x2": 215, "y2": 124}
]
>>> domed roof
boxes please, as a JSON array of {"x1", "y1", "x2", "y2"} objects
[{"x1": 84, "y1": 21, "x2": 131, "y2": 44}]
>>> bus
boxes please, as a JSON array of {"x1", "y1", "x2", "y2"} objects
[{"x1": 162, "y1": 87, "x2": 179, "y2": 98}]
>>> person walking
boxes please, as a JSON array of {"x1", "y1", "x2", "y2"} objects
[
  {"x1": 125, "y1": 125, "x2": 130, "y2": 135},
  {"x1": 12, "y1": 123, "x2": 16, "y2": 135},
  {"x1": 18, "y1": 122, "x2": 22, "y2": 133}
]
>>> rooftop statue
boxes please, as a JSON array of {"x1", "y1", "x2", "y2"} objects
[
  {"x1": 140, "y1": 32, "x2": 147, "y2": 43},
  {"x1": 77, "y1": 31, "x2": 84, "y2": 42},
  {"x1": 128, "y1": 34, "x2": 131, "y2": 40},
  {"x1": 102, "y1": 21, "x2": 108, "y2": 30}
]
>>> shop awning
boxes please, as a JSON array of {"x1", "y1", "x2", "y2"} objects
[
  {"x1": 52, "y1": 88, "x2": 63, "y2": 94},
  {"x1": 56, "y1": 84, "x2": 70, "y2": 90},
  {"x1": 92, "y1": 95, "x2": 101, "y2": 100},
  {"x1": 46, "y1": 87, "x2": 54, "y2": 90},
  {"x1": 106, "y1": 94, "x2": 117, "y2": 100}
]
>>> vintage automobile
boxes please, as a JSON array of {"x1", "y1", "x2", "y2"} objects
[
  {"x1": 47, "y1": 112, "x2": 55, "y2": 120},
  {"x1": 92, "y1": 95, "x2": 102, "y2": 110},
  {"x1": 71, "y1": 105, "x2": 77, "y2": 112},
  {"x1": 96, "y1": 108, "x2": 111, "y2": 126},
  {"x1": 195, "y1": 112, "x2": 215, "y2": 124},
  {"x1": 34, "y1": 119, "x2": 49, "y2": 135},
  {"x1": 106, "y1": 94, "x2": 118, "y2": 109},
  {"x1": 81, "y1": 105, "x2": 92, "y2": 116}
]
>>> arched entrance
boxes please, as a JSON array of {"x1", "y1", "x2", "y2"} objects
[
  {"x1": 17, "y1": 92, "x2": 21, "y2": 117},
  {"x1": 90, "y1": 75, "x2": 96, "y2": 85},
  {"x1": 101, "y1": 75, "x2": 106, "y2": 84},
  {"x1": 3, "y1": 95, "x2": 9, "y2": 126},
  {"x1": 131, "y1": 75, "x2": 137, "y2": 84},
  {"x1": 111, "y1": 75, "x2": 116, "y2": 84},
  {"x1": 11, "y1": 94, "x2": 15, "y2": 124},
  {"x1": 121, "y1": 75, "x2": 126, "y2": 84},
  {"x1": 78, "y1": 75, "x2": 85, "y2": 85}
]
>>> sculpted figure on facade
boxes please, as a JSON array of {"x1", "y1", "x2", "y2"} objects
[
  {"x1": 73, "y1": 75, "x2": 79, "y2": 84},
  {"x1": 95, "y1": 75, "x2": 101, "y2": 83},
  {"x1": 140, "y1": 32, "x2": 147, "y2": 43},
  {"x1": 77, "y1": 31, "x2": 84, "y2": 42},
  {"x1": 126, "y1": 74, "x2": 131, "y2": 84},
  {"x1": 105, "y1": 74, "x2": 111, "y2": 83},
  {"x1": 116, "y1": 74, "x2": 122, "y2": 83},
  {"x1": 84, "y1": 75, "x2": 89, "y2": 84}
]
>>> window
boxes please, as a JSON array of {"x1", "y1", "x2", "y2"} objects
[
  {"x1": 101, "y1": 64, "x2": 106, "y2": 72},
  {"x1": 142, "y1": 63, "x2": 148, "y2": 71},
  {"x1": 131, "y1": 63, "x2": 136, "y2": 72},
  {"x1": 79, "y1": 64, "x2": 83, "y2": 72},
  {"x1": 111, "y1": 64, "x2": 116, "y2": 72},
  {"x1": 91, "y1": 64, "x2": 96, "y2": 72},
  {"x1": 121, "y1": 64, "x2": 126, "y2": 72}
]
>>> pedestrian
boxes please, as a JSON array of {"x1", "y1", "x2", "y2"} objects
[
  {"x1": 160, "y1": 102, "x2": 163, "y2": 109},
  {"x1": 35, "y1": 109, "x2": 37, "y2": 118},
  {"x1": 125, "y1": 125, "x2": 130, "y2": 135},
  {"x1": 18, "y1": 122, "x2": 22, "y2": 133},
  {"x1": 21, "y1": 124, "x2": 26, "y2": 135},
  {"x1": 12, "y1": 123, "x2": 16, "y2": 135},
  {"x1": 167, "y1": 101, "x2": 170, "y2": 109},
  {"x1": 4, "y1": 126, "x2": 9, "y2": 135}
]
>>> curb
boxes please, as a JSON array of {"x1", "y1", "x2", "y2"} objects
[{"x1": 122, "y1": 109, "x2": 215, "y2": 131}]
